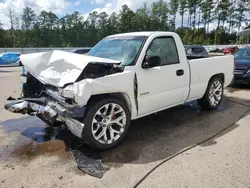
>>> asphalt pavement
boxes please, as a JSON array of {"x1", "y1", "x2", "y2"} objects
[{"x1": 0, "y1": 67, "x2": 250, "y2": 188}]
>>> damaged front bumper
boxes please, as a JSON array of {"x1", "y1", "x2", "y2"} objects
[{"x1": 4, "y1": 97, "x2": 86, "y2": 138}]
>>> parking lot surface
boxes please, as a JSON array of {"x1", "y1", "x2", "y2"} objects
[{"x1": 0, "y1": 67, "x2": 250, "y2": 188}]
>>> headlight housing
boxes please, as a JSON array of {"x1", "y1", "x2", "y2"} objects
[
  {"x1": 59, "y1": 85, "x2": 74, "y2": 98},
  {"x1": 246, "y1": 69, "x2": 250, "y2": 74}
]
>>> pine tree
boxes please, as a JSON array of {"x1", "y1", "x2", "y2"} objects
[
  {"x1": 235, "y1": 0, "x2": 249, "y2": 32},
  {"x1": 170, "y1": 0, "x2": 179, "y2": 30},
  {"x1": 179, "y1": 0, "x2": 187, "y2": 28}
]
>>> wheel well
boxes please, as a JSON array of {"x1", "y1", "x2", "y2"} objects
[
  {"x1": 87, "y1": 93, "x2": 132, "y2": 114},
  {"x1": 209, "y1": 73, "x2": 225, "y2": 84}
]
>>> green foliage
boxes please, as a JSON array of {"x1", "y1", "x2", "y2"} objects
[
  {"x1": 179, "y1": 0, "x2": 187, "y2": 28},
  {"x1": 118, "y1": 5, "x2": 136, "y2": 32},
  {"x1": 150, "y1": 0, "x2": 169, "y2": 31},
  {"x1": 235, "y1": 0, "x2": 249, "y2": 32},
  {"x1": 215, "y1": 0, "x2": 230, "y2": 28},
  {"x1": 132, "y1": 4, "x2": 151, "y2": 31},
  {"x1": 169, "y1": 0, "x2": 179, "y2": 30},
  {"x1": 0, "y1": 0, "x2": 249, "y2": 47}
]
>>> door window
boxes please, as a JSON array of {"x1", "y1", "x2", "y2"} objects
[{"x1": 146, "y1": 37, "x2": 179, "y2": 66}]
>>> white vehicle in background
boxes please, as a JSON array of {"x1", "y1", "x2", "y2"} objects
[{"x1": 5, "y1": 32, "x2": 234, "y2": 150}]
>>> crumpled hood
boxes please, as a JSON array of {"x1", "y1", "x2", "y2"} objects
[{"x1": 20, "y1": 50, "x2": 121, "y2": 87}]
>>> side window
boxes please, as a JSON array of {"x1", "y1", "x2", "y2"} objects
[{"x1": 146, "y1": 37, "x2": 179, "y2": 66}]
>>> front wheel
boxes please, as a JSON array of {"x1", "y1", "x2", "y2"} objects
[
  {"x1": 198, "y1": 77, "x2": 224, "y2": 110},
  {"x1": 82, "y1": 97, "x2": 130, "y2": 150}
]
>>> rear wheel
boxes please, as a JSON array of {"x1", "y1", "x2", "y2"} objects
[
  {"x1": 198, "y1": 77, "x2": 224, "y2": 110},
  {"x1": 82, "y1": 97, "x2": 130, "y2": 150}
]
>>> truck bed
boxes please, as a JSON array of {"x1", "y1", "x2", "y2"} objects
[
  {"x1": 187, "y1": 55, "x2": 234, "y2": 102},
  {"x1": 186, "y1": 53, "x2": 224, "y2": 60}
]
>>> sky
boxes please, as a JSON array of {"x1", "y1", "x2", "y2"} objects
[
  {"x1": 0, "y1": 0, "x2": 247, "y2": 31},
  {"x1": 0, "y1": 0, "x2": 159, "y2": 29}
]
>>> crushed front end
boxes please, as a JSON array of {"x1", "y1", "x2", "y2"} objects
[
  {"x1": 4, "y1": 50, "x2": 123, "y2": 139},
  {"x1": 5, "y1": 72, "x2": 86, "y2": 138}
]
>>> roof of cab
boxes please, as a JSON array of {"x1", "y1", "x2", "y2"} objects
[{"x1": 107, "y1": 31, "x2": 176, "y2": 38}]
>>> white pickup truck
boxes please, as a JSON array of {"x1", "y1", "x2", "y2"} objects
[{"x1": 5, "y1": 32, "x2": 234, "y2": 149}]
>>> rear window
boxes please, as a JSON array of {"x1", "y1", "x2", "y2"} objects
[{"x1": 192, "y1": 47, "x2": 204, "y2": 54}]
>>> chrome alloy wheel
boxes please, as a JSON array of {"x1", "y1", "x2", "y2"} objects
[
  {"x1": 208, "y1": 80, "x2": 223, "y2": 107},
  {"x1": 91, "y1": 103, "x2": 127, "y2": 144}
]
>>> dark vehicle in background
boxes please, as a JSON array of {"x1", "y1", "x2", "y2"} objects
[
  {"x1": 0, "y1": 52, "x2": 21, "y2": 66},
  {"x1": 70, "y1": 48, "x2": 91, "y2": 54},
  {"x1": 233, "y1": 47, "x2": 250, "y2": 84},
  {"x1": 222, "y1": 46, "x2": 239, "y2": 54},
  {"x1": 209, "y1": 48, "x2": 223, "y2": 53},
  {"x1": 184, "y1": 45, "x2": 209, "y2": 59}
]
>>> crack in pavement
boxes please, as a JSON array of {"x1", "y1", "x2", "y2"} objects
[
  {"x1": 133, "y1": 100, "x2": 250, "y2": 188},
  {"x1": 227, "y1": 99, "x2": 250, "y2": 108}
]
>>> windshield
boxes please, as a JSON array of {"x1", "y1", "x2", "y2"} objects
[
  {"x1": 234, "y1": 48, "x2": 250, "y2": 60},
  {"x1": 88, "y1": 36, "x2": 147, "y2": 66}
]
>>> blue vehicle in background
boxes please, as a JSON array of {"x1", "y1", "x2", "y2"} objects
[{"x1": 0, "y1": 52, "x2": 21, "y2": 66}]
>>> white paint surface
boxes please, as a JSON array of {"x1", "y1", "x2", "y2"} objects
[
  {"x1": 20, "y1": 32, "x2": 234, "y2": 120},
  {"x1": 20, "y1": 50, "x2": 120, "y2": 87}
]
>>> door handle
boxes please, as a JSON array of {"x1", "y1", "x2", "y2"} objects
[{"x1": 176, "y1": 69, "x2": 184, "y2": 76}]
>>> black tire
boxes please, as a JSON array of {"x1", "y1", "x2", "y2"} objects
[
  {"x1": 198, "y1": 77, "x2": 224, "y2": 110},
  {"x1": 82, "y1": 97, "x2": 131, "y2": 150}
]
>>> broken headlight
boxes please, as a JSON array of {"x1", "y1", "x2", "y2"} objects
[{"x1": 59, "y1": 85, "x2": 74, "y2": 99}]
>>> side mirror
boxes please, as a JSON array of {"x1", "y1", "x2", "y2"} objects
[{"x1": 142, "y1": 56, "x2": 161, "y2": 69}]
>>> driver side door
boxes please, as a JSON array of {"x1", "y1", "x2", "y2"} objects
[{"x1": 136, "y1": 36, "x2": 189, "y2": 117}]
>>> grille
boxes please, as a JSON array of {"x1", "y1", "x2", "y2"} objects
[{"x1": 234, "y1": 67, "x2": 248, "y2": 74}]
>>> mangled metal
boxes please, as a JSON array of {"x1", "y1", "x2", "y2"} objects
[
  {"x1": 5, "y1": 50, "x2": 137, "y2": 140},
  {"x1": 20, "y1": 50, "x2": 121, "y2": 87},
  {"x1": 4, "y1": 99, "x2": 41, "y2": 114},
  {"x1": 4, "y1": 97, "x2": 86, "y2": 138},
  {"x1": 19, "y1": 50, "x2": 131, "y2": 106},
  {"x1": 61, "y1": 79, "x2": 93, "y2": 106}
]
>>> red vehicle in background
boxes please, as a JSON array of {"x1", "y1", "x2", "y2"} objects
[{"x1": 222, "y1": 46, "x2": 239, "y2": 54}]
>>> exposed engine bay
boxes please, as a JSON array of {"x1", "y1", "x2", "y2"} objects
[
  {"x1": 22, "y1": 72, "x2": 44, "y2": 98},
  {"x1": 77, "y1": 62, "x2": 124, "y2": 80},
  {"x1": 22, "y1": 62, "x2": 124, "y2": 99}
]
